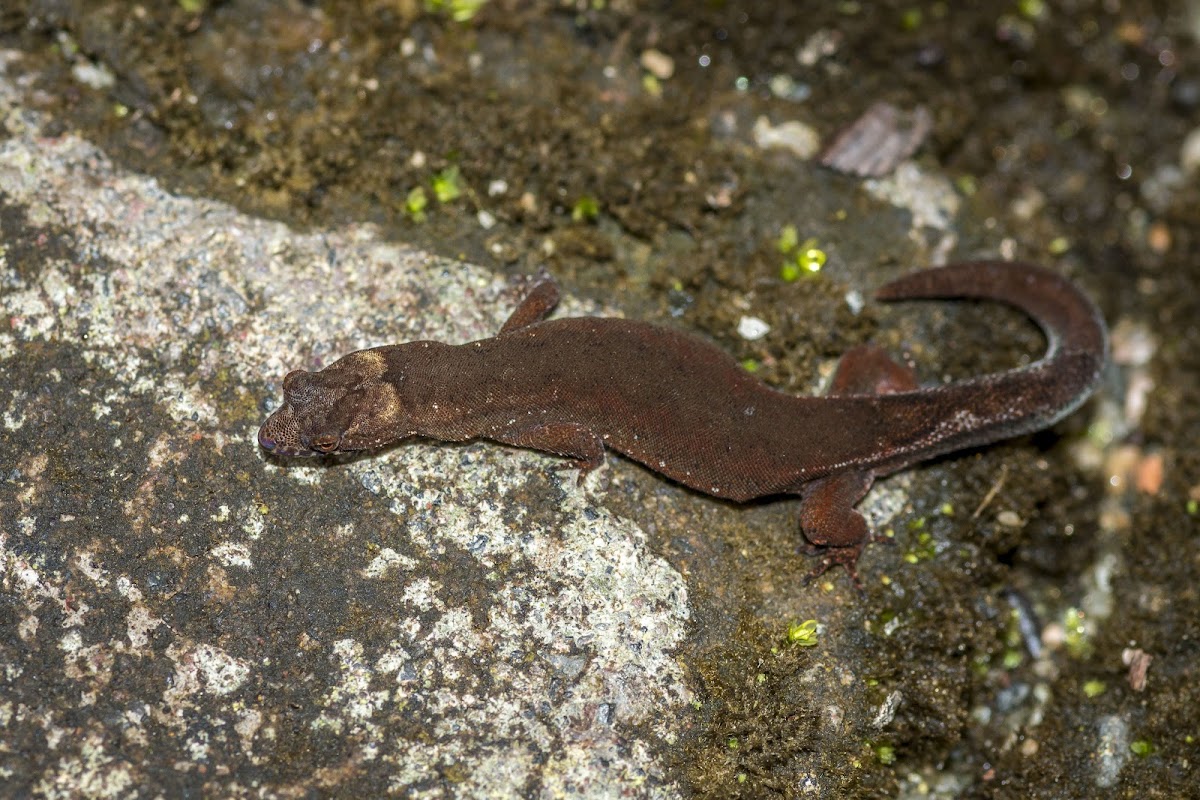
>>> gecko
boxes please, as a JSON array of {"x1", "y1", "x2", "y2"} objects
[{"x1": 258, "y1": 260, "x2": 1108, "y2": 584}]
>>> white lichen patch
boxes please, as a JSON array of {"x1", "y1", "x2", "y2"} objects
[
  {"x1": 209, "y1": 541, "x2": 254, "y2": 570},
  {"x1": 361, "y1": 546, "x2": 418, "y2": 578},
  {"x1": 129, "y1": 372, "x2": 219, "y2": 427},
  {"x1": 5, "y1": 535, "x2": 92, "y2": 628},
  {"x1": 3, "y1": 285, "x2": 55, "y2": 339},
  {"x1": 400, "y1": 576, "x2": 442, "y2": 612},
  {"x1": 115, "y1": 576, "x2": 143, "y2": 603},
  {"x1": 184, "y1": 729, "x2": 210, "y2": 761},
  {"x1": 234, "y1": 708, "x2": 265, "y2": 757},
  {"x1": 165, "y1": 643, "x2": 252, "y2": 703},
  {"x1": 3, "y1": 390, "x2": 26, "y2": 430},
  {"x1": 34, "y1": 730, "x2": 135, "y2": 800},
  {"x1": 18, "y1": 614, "x2": 38, "y2": 641},
  {"x1": 239, "y1": 504, "x2": 267, "y2": 539},
  {"x1": 0, "y1": 330, "x2": 15, "y2": 361},
  {"x1": 124, "y1": 604, "x2": 162, "y2": 650},
  {"x1": 74, "y1": 550, "x2": 109, "y2": 587}
]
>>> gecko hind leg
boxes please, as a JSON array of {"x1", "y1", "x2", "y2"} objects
[
  {"x1": 799, "y1": 344, "x2": 915, "y2": 586},
  {"x1": 828, "y1": 344, "x2": 919, "y2": 396},
  {"x1": 797, "y1": 469, "x2": 884, "y2": 588},
  {"x1": 499, "y1": 273, "x2": 561, "y2": 334}
]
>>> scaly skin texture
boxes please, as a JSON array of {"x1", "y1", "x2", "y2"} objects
[{"x1": 259, "y1": 261, "x2": 1108, "y2": 584}]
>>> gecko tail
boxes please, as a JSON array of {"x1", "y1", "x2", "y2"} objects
[
  {"x1": 875, "y1": 260, "x2": 1108, "y2": 370},
  {"x1": 871, "y1": 260, "x2": 1109, "y2": 446}
]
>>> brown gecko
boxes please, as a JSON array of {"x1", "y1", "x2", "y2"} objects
[{"x1": 259, "y1": 261, "x2": 1108, "y2": 583}]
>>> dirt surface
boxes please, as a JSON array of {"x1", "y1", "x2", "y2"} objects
[{"x1": 2, "y1": 1, "x2": 1198, "y2": 798}]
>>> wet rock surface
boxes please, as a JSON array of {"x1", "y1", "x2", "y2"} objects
[{"x1": 2, "y1": 4, "x2": 1198, "y2": 797}]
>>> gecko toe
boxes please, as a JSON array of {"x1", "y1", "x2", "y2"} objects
[{"x1": 802, "y1": 544, "x2": 867, "y2": 591}]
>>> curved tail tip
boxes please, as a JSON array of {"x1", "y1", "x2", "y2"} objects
[{"x1": 875, "y1": 260, "x2": 1108, "y2": 364}]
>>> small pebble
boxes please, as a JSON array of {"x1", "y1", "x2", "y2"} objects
[
  {"x1": 1146, "y1": 221, "x2": 1171, "y2": 254},
  {"x1": 996, "y1": 510, "x2": 1024, "y2": 528},
  {"x1": 752, "y1": 116, "x2": 820, "y2": 158},
  {"x1": 72, "y1": 61, "x2": 115, "y2": 89},
  {"x1": 820, "y1": 102, "x2": 933, "y2": 178},
  {"x1": 1181, "y1": 126, "x2": 1200, "y2": 174},
  {"x1": 737, "y1": 315, "x2": 771, "y2": 340},
  {"x1": 1134, "y1": 452, "x2": 1164, "y2": 495},
  {"x1": 1122, "y1": 648, "x2": 1153, "y2": 692},
  {"x1": 640, "y1": 48, "x2": 675, "y2": 80}
]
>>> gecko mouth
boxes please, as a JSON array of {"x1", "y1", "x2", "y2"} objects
[{"x1": 257, "y1": 418, "x2": 317, "y2": 457}]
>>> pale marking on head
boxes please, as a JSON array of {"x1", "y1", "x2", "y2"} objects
[
  {"x1": 351, "y1": 349, "x2": 388, "y2": 380},
  {"x1": 360, "y1": 381, "x2": 403, "y2": 437}
]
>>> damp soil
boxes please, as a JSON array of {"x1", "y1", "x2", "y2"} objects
[{"x1": 4, "y1": 1, "x2": 1199, "y2": 797}]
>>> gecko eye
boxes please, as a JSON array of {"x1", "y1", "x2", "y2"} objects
[{"x1": 311, "y1": 433, "x2": 340, "y2": 453}]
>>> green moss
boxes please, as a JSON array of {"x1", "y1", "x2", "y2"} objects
[
  {"x1": 424, "y1": 0, "x2": 489, "y2": 22},
  {"x1": 405, "y1": 186, "x2": 429, "y2": 222},
  {"x1": 571, "y1": 195, "x2": 600, "y2": 222},
  {"x1": 904, "y1": 525, "x2": 937, "y2": 563},
  {"x1": 1018, "y1": 0, "x2": 1047, "y2": 20},
  {"x1": 432, "y1": 166, "x2": 463, "y2": 203},
  {"x1": 797, "y1": 246, "x2": 827, "y2": 273},
  {"x1": 787, "y1": 619, "x2": 820, "y2": 647},
  {"x1": 778, "y1": 230, "x2": 826, "y2": 281},
  {"x1": 677, "y1": 614, "x2": 827, "y2": 796},
  {"x1": 777, "y1": 224, "x2": 799, "y2": 254}
]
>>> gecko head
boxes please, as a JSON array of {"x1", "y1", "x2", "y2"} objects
[{"x1": 258, "y1": 350, "x2": 411, "y2": 457}]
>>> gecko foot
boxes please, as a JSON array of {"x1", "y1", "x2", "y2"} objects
[
  {"x1": 551, "y1": 458, "x2": 601, "y2": 486},
  {"x1": 868, "y1": 530, "x2": 895, "y2": 547},
  {"x1": 802, "y1": 544, "x2": 866, "y2": 590}
]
